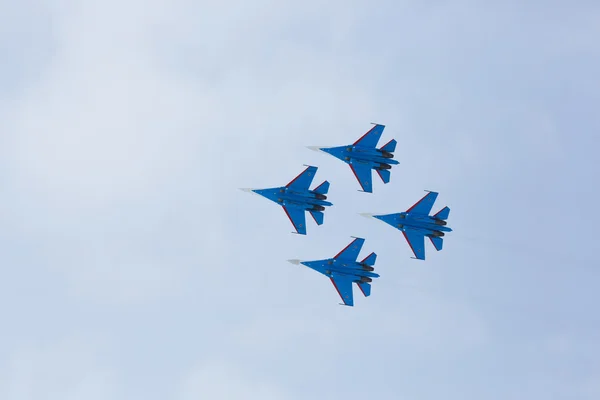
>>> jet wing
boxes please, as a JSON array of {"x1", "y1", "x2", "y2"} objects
[
  {"x1": 349, "y1": 163, "x2": 373, "y2": 193},
  {"x1": 406, "y1": 191, "x2": 439, "y2": 215},
  {"x1": 333, "y1": 237, "x2": 365, "y2": 261},
  {"x1": 282, "y1": 206, "x2": 307, "y2": 235},
  {"x1": 353, "y1": 124, "x2": 385, "y2": 148},
  {"x1": 402, "y1": 230, "x2": 426, "y2": 260},
  {"x1": 330, "y1": 273, "x2": 354, "y2": 306},
  {"x1": 286, "y1": 166, "x2": 317, "y2": 191}
]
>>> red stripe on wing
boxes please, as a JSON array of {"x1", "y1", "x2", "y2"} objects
[
  {"x1": 349, "y1": 165, "x2": 368, "y2": 192},
  {"x1": 353, "y1": 125, "x2": 378, "y2": 146},
  {"x1": 379, "y1": 138, "x2": 395, "y2": 150},
  {"x1": 402, "y1": 231, "x2": 419, "y2": 259},
  {"x1": 286, "y1": 166, "x2": 310, "y2": 187},
  {"x1": 360, "y1": 252, "x2": 375, "y2": 263},
  {"x1": 313, "y1": 180, "x2": 327, "y2": 192},
  {"x1": 330, "y1": 278, "x2": 346, "y2": 303},
  {"x1": 429, "y1": 236, "x2": 441, "y2": 251},
  {"x1": 282, "y1": 206, "x2": 301, "y2": 233},
  {"x1": 334, "y1": 238, "x2": 359, "y2": 259},
  {"x1": 357, "y1": 282, "x2": 367, "y2": 297},
  {"x1": 309, "y1": 211, "x2": 319, "y2": 224},
  {"x1": 406, "y1": 192, "x2": 431, "y2": 213}
]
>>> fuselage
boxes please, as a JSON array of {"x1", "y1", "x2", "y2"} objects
[
  {"x1": 253, "y1": 187, "x2": 333, "y2": 210},
  {"x1": 301, "y1": 259, "x2": 380, "y2": 281},
  {"x1": 375, "y1": 212, "x2": 452, "y2": 236},
  {"x1": 323, "y1": 145, "x2": 400, "y2": 168}
]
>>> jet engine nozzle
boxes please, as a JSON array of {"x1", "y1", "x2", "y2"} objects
[
  {"x1": 314, "y1": 193, "x2": 327, "y2": 200},
  {"x1": 361, "y1": 265, "x2": 375, "y2": 271},
  {"x1": 431, "y1": 231, "x2": 445, "y2": 237},
  {"x1": 434, "y1": 219, "x2": 447, "y2": 226},
  {"x1": 381, "y1": 151, "x2": 394, "y2": 159},
  {"x1": 379, "y1": 163, "x2": 392, "y2": 170},
  {"x1": 360, "y1": 276, "x2": 373, "y2": 283},
  {"x1": 312, "y1": 205, "x2": 325, "y2": 211}
]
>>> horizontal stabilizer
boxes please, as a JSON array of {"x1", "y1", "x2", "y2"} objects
[
  {"x1": 309, "y1": 210, "x2": 324, "y2": 225},
  {"x1": 376, "y1": 169, "x2": 391, "y2": 184},
  {"x1": 433, "y1": 206, "x2": 450, "y2": 220},
  {"x1": 429, "y1": 236, "x2": 443, "y2": 251},
  {"x1": 380, "y1": 139, "x2": 397, "y2": 153},
  {"x1": 357, "y1": 282, "x2": 371, "y2": 297},
  {"x1": 313, "y1": 180, "x2": 330, "y2": 195},
  {"x1": 361, "y1": 252, "x2": 377, "y2": 266}
]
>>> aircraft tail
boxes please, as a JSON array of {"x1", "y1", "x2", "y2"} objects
[
  {"x1": 380, "y1": 139, "x2": 397, "y2": 153},
  {"x1": 433, "y1": 206, "x2": 450, "y2": 220},
  {"x1": 313, "y1": 180, "x2": 330, "y2": 195},
  {"x1": 429, "y1": 236, "x2": 443, "y2": 251},
  {"x1": 376, "y1": 169, "x2": 391, "y2": 184},
  {"x1": 357, "y1": 282, "x2": 371, "y2": 297},
  {"x1": 361, "y1": 252, "x2": 377, "y2": 266},
  {"x1": 309, "y1": 210, "x2": 324, "y2": 225}
]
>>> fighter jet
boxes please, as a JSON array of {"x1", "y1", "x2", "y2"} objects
[
  {"x1": 308, "y1": 123, "x2": 399, "y2": 193},
  {"x1": 288, "y1": 237, "x2": 379, "y2": 306},
  {"x1": 240, "y1": 165, "x2": 332, "y2": 235},
  {"x1": 361, "y1": 191, "x2": 452, "y2": 260}
]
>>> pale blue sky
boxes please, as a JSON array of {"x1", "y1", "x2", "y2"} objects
[{"x1": 1, "y1": 1, "x2": 599, "y2": 399}]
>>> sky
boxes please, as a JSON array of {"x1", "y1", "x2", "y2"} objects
[{"x1": 1, "y1": 0, "x2": 599, "y2": 399}]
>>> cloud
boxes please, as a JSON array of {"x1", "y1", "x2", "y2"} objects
[
  {"x1": 0, "y1": 337, "x2": 117, "y2": 400},
  {"x1": 177, "y1": 360, "x2": 289, "y2": 400},
  {"x1": 2, "y1": 0, "x2": 231, "y2": 303}
]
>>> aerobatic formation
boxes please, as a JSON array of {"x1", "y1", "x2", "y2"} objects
[{"x1": 242, "y1": 123, "x2": 452, "y2": 306}]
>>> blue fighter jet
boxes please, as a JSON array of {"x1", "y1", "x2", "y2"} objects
[
  {"x1": 240, "y1": 165, "x2": 332, "y2": 235},
  {"x1": 361, "y1": 191, "x2": 452, "y2": 260},
  {"x1": 308, "y1": 123, "x2": 399, "y2": 193},
  {"x1": 288, "y1": 237, "x2": 379, "y2": 306}
]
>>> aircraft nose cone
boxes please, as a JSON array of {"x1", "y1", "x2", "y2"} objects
[
  {"x1": 253, "y1": 189, "x2": 270, "y2": 198},
  {"x1": 306, "y1": 146, "x2": 325, "y2": 153}
]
